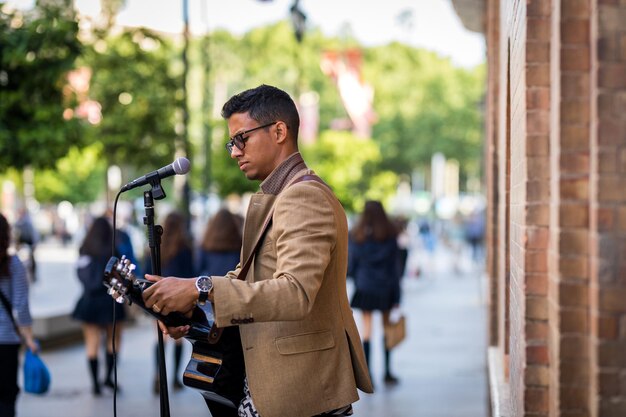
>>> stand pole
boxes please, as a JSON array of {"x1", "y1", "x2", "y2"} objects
[{"x1": 144, "y1": 189, "x2": 170, "y2": 417}]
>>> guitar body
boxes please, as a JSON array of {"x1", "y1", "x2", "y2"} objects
[{"x1": 104, "y1": 256, "x2": 245, "y2": 408}]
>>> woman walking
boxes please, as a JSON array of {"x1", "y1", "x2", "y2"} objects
[{"x1": 348, "y1": 200, "x2": 402, "y2": 385}]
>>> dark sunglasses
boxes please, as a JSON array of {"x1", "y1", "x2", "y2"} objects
[{"x1": 225, "y1": 122, "x2": 277, "y2": 154}]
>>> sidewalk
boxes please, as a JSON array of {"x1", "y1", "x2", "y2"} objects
[{"x1": 17, "y1": 242, "x2": 488, "y2": 417}]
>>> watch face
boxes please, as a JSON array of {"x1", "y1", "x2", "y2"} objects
[{"x1": 197, "y1": 276, "x2": 212, "y2": 292}]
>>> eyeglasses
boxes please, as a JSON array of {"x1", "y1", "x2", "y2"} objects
[{"x1": 225, "y1": 122, "x2": 277, "y2": 154}]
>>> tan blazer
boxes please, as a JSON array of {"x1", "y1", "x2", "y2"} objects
[{"x1": 211, "y1": 170, "x2": 373, "y2": 417}]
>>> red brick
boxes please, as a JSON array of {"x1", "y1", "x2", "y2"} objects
[
  {"x1": 560, "y1": 309, "x2": 588, "y2": 333},
  {"x1": 598, "y1": 118, "x2": 625, "y2": 146},
  {"x1": 561, "y1": 99, "x2": 591, "y2": 124},
  {"x1": 527, "y1": 134, "x2": 550, "y2": 156},
  {"x1": 527, "y1": 226, "x2": 549, "y2": 249},
  {"x1": 560, "y1": 386, "x2": 590, "y2": 409},
  {"x1": 526, "y1": 251, "x2": 549, "y2": 273},
  {"x1": 598, "y1": 341, "x2": 626, "y2": 366},
  {"x1": 528, "y1": 17, "x2": 551, "y2": 41},
  {"x1": 560, "y1": 125, "x2": 589, "y2": 149},
  {"x1": 561, "y1": 335, "x2": 589, "y2": 359},
  {"x1": 561, "y1": 46, "x2": 591, "y2": 71},
  {"x1": 599, "y1": 287, "x2": 626, "y2": 312},
  {"x1": 561, "y1": 20, "x2": 590, "y2": 44},
  {"x1": 559, "y1": 282, "x2": 589, "y2": 307},
  {"x1": 527, "y1": 41, "x2": 550, "y2": 63},
  {"x1": 559, "y1": 230, "x2": 589, "y2": 255},
  {"x1": 527, "y1": 273, "x2": 548, "y2": 296},
  {"x1": 598, "y1": 176, "x2": 625, "y2": 202},
  {"x1": 599, "y1": 370, "x2": 620, "y2": 396},
  {"x1": 599, "y1": 36, "x2": 619, "y2": 61},
  {"x1": 598, "y1": 150, "x2": 618, "y2": 173},
  {"x1": 559, "y1": 204, "x2": 589, "y2": 227},
  {"x1": 560, "y1": 178, "x2": 589, "y2": 200},
  {"x1": 527, "y1": 344, "x2": 550, "y2": 365},
  {"x1": 527, "y1": 296, "x2": 549, "y2": 320},
  {"x1": 525, "y1": 365, "x2": 549, "y2": 385},
  {"x1": 527, "y1": 321, "x2": 549, "y2": 339},
  {"x1": 561, "y1": 73, "x2": 590, "y2": 98},
  {"x1": 562, "y1": 0, "x2": 590, "y2": 18},
  {"x1": 598, "y1": 315, "x2": 619, "y2": 339},
  {"x1": 597, "y1": 208, "x2": 615, "y2": 231},
  {"x1": 559, "y1": 256, "x2": 589, "y2": 280},
  {"x1": 527, "y1": 110, "x2": 550, "y2": 134},
  {"x1": 560, "y1": 152, "x2": 589, "y2": 175},
  {"x1": 525, "y1": 387, "x2": 549, "y2": 413},
  {"x1": 527, "y1": 63, "x2": 550, "y2": 86},
  {"x1": 527, "y1": 87, "x2": 550, "y2": 110},
  {"x1": 599, "y1": 64, "x2": 626, "y2": 88}
]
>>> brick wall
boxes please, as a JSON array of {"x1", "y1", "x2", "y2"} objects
[
  {"x1": 484, "y1": 0, "x2": 626, "y2": 415},
  {"x1": 594, "y1": 1, "x2": 626, "y2": 416}
]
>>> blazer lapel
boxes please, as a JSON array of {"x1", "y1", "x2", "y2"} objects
[{"x1": 241, "y1": 193, "x2": 277, "y2": 267}]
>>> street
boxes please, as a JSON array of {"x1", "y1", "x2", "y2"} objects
[{"x1": 17, "y1": 240, "x2": 488, "y2": 417}]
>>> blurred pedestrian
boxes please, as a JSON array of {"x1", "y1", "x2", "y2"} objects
[
  {"x1": 0, "y1": 213, "x2": 38, "y2": 417},
  {"x1": 14, "y1": 208, "x2": 38, "y2": 283},
  {"x1": 196, "y1": 208, "x2": 242, "y2": 278},
  {"x1": 143, "y1": 211, "x2": 194, "y2": 394},
  {"x1": 72, "y1": 216, "x2": 126, "y2": 396},
  {"x1": 348, "y1": 200, "x2": 401, "y2": 385}
]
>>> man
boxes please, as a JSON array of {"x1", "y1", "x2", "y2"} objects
[{"x1": 143, "y1": 84, "x2": 373, "y2": 417}]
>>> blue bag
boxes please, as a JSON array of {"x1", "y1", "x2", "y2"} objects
[{"x1": 23, "y1": 348, "x2": 51, "y2": 394}]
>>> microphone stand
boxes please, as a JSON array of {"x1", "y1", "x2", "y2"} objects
[{"x1": 143, "y1": 183, "x2": 170, "y2": 417}]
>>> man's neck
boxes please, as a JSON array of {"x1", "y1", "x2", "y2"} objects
[{"x1": 260, "y1": 152, "x2": 307, "y2": 195}]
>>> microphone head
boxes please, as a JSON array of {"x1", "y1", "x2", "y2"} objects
[{"x1": 172, "y1": 157, "x2": 190, "y2": 175}]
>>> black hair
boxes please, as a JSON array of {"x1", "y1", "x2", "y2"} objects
[{"x1": 221, "y1": 84, "x2": 300, "y2": 142}]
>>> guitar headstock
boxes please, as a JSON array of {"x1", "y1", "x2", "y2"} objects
[{"x1": 104, "y1": 255, "x2": 139, "y2": 304}]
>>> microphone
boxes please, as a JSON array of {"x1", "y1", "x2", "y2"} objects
[{"x1": 120, "y1": 157, "x2": 190, "y2": 192}]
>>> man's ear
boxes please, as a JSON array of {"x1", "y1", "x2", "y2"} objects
[{"x1": 275, "y1": 121, "x2": 288, "y2": 144}]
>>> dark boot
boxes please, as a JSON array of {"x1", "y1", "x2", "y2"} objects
[
  {"x1": 104, "y1": 352, "x2": 119, "y2": 391},
  {"x1": 88, "y1": 358, "x2": 101, "y2": 395},
  {"x1": 362, "y1": 340, "x2": 373, "y2": 384},
  {"x1": 172, "y1": 343, "x2": 183, "y2": 390},
  {"x1": 384, "y1": 346, "x2": 399, "y2": 385}
]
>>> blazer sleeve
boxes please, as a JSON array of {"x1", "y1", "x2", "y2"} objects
[{"x1": 212, "y1": 182, "x2": 336, "y2": 326}]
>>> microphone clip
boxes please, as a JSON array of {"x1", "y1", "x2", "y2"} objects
[{"x1": 145, "y1": 171, "x2": 166, "y2": 200}]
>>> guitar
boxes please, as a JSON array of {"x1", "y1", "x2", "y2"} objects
[{"x1": 103, "y1": 256, "x2": 245, "y2": 409}]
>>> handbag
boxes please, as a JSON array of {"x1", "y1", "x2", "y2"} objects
[
  {"x1": 23, "y1": 348, "x2": 51, "y2": 394},
  {"x1": 384, "y1": 311, "x2": 406, "y2": 350},
  {"x1": 0, "y1": 289, "x2": 51, "y2": 394}
]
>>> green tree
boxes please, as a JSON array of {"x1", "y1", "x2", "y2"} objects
[
  {"x1": 301, "y1": 130, "x2": 398, "y2": 212},
  {"x1": 34, "y1": 144, "x2": 106, "y2": 203},
  {"x1": 84, "y1": 28, "x2": 182, "y2": 172},
  {"x1": 364, "y1": 42, "x2": 485, "y2": 184},
  {"x1": 0, "y1": 3, "x2": 83, "y2": 171}
]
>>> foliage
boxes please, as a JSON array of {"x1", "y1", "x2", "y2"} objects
[
  {"x1": 0, "y1": 2, "x2": 83, "y2": 171},
  {"x1": 301, "y1": 130, "x2": 398, "y2": 212},
  {"x1": 34, "y1": 144, "x2": 105, "y2": 203},
  {"x1": 83, "y1": 28, "x2": 182, "y2": 173},
  {"x1": 364, "y1": 42, "x2": 485, "y2": 182}
]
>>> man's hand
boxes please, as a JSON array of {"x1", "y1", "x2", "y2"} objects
[
  {"x1": 143, "y1": 274, "x2": 198, "y2": 316},
  {"x1": 157, "y1": 320, "x2": 190, "y2": 340}
]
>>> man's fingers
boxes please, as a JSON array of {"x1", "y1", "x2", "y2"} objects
[{"x1": 145, "y1": 274, "x2": 162, "y2": 282}]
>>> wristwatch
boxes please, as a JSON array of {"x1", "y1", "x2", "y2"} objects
[{"x1": 195, "y1": 276, "x2": 213, "y2": 305}]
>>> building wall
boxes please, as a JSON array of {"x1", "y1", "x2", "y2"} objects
[{"x1": 484, "y1": 0, "x2": 626, "y2": 415}]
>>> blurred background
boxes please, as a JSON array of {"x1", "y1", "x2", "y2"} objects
[
  {"x1": 1, "y1": 1, "x2": 489, "y2": 416},
  {"x1": 0, "y1": 0, "x2": 486, "y2": 235}
]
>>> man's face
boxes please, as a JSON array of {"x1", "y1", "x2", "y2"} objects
[{"x1": 227, "y1": 112, "x2": 278, "y2": 181}]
